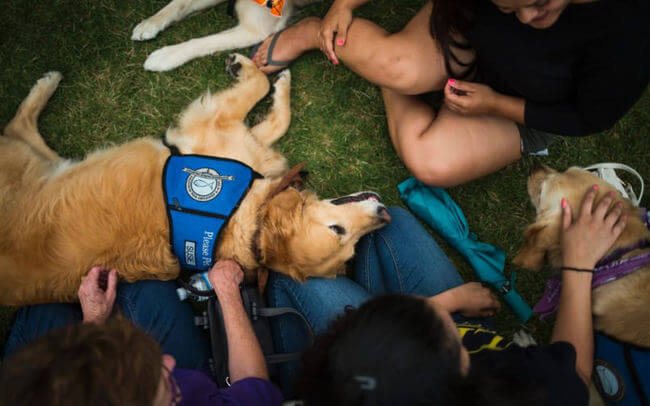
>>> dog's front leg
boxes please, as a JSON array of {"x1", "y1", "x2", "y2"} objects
[
  {"x1": 144, "y1": 25, "x2": 263, "y2": 72},
  {"x1": 132, "y1": 0, "x2": 223, "y2": 41},
  {"x1": 251, "y1": 70, "x2": 292, "y2": 147}
]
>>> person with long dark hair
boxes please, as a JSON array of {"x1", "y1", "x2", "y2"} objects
[
  {"x1": 251, "y1": 0, "x2": 649, "y2": 186},
  {"x1": 267, "y1": 187, "x2": 627, "y2": 404}
]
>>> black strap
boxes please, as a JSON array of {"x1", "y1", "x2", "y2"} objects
[
  {"x1": 177, "y1": 277, "x2": 215, "y2": 297},
  {"x1": 207, "y1": 297, "x2": 230, "y2": 387},
  {"x1": 162, "y1": 136, "x2": 181, "y2": 155},
  {"x1": 257, "y1": 306, "x2": 315, "y2": 342},
  {"x1": 226, "y1": 0, "x2": 236, "y2": 18},
  {"x1": 266, "y1": 352, "x2": 304, "y2": 364}
]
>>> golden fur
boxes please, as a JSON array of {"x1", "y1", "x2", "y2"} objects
[
  {"x1": 0, "y1": 55, "x2": 389, "y2": 305},
  {"x1": 513, "y1": 165, "x2": 650, "y2": 347}
]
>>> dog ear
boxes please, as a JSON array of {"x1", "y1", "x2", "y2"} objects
[
  {"x1": 512, "y1": 222, "x2": 556, "y2": 270},
  {"x1": 288, "y1": 170, "x2": 309, "y2": 191},
  {"x1": 268, "y1": 188, "x2": 303, "y2": 212}
]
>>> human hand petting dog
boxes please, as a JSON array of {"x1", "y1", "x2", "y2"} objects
[
  {"x1": 208, "y1": 260, "x2": 244, "y2": 302},
  {"x1": 428, "y1": 282, "x2": 501, "y2": 318},
  {"x1": 78, "y1": 267, "x2": 118, "y2": 324},
  {"x1": 560, "y1": 185, "x2": 627, "y2": 270},
  {"x1": 552, "y1": 185, "x2": 626, "y2": 385}
]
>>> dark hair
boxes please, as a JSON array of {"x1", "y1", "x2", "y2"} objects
[
  {"x1": 297, "y1": 295, "x2": 463, "y2": 405},
  {"x1": 429, "y1": 0, "x2": 478, "y2": 78},
  {"x1": 0, "y1": 317, "x2": 162, "y2": 406},
  {"x1": 297, "y1": 294, "x2": 543, "y2": 406}
]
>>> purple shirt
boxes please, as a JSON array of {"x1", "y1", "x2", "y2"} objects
[{"x1": 173, "y1": 369, "x2": 283, "y2": 406}]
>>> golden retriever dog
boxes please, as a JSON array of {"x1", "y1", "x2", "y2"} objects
[
  {"x1": 513, "y1": 165, "x2": 650, "y2": 347},
  {"x1": 0, "y1": 54, "x2": 390, "y2": 306},
  {"x1": 131, "y1": 0, "x2": 319, "y2": 71}
]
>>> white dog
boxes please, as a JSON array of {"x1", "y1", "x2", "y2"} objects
[{"x1": 132, "y1": 0, "x2": 316, "y2": 71}]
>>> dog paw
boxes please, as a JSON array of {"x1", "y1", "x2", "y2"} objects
[
  {"x1": 225, "y1": 53, "x2": 259, "y2": 79},
  {"x1": 131, "y1": 18, "x2": 162, "y2": 41},
  {"x1": 225, "y1": 54, "x2": 242, "y2": 78},
  {"x1": 40, "y1": 71, "x2": 63, "y2": 86},
  {"x1": 512, "y1": 330, "x2": 537, "y2": 347},
  {"x1": 275, "y1": 69, "x2": 291, "y2": 84},
  {"x1": 32, "y1": 71, "x2": 63, "y2": 95},
  {"x1": 144, "y1": 46, "x2": 186, "y2": 71}
]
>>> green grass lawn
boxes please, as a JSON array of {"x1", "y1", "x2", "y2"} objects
[{"x1": 0, "y1": 0, "x2": 648, "y2": 355}]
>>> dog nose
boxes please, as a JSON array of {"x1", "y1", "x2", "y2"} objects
[{"x1": 377, "y1": 206, "x2": 391, "y2": 223}]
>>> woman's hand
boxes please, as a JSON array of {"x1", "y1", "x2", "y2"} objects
[
  {"x1": 318, "y1": 1, "x2": 354, "y2": 64},
  {"x1": 429, "y1": 282, "x2": 501, "y2": 318},
  {"x1": 208, "y1": 260, "x2": 244, "y2": 301},
  {"x1": 444, "y1": 79, "x2": 499, "y2": 116},
  {"x1": 560, "y1": 186, "x2": 627, "y2": 269},
  {"x1": 78, "y1": 267, "x2": 118, "y2": 324}
]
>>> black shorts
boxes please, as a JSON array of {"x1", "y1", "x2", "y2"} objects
[{"x1": 517, "y1": 123, "x2": 557, "y2": 154}]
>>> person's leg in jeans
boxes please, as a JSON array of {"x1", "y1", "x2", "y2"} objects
[
  {"x1": 354, "y1": 206, "x2": 464, "y2": 296},
  {"x1": 4, "y1": 280, "x2": 210, "y2": 370},
  {"x1": 116, "y1": 280, "x2": 210, "y2": 370},
  {"x1": 4, "y1": 304, "x2": 82, "y2": 358},
  {"x1": 355, "y1": 206, "x2": 496, "y2": 329},
  {"x1": 266, "y1": 273, "x2": 371, "y2": 397}
]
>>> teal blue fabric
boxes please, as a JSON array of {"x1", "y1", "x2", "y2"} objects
[{"x1": 398, "y1": 177, "x2": 533, "y2": 322}]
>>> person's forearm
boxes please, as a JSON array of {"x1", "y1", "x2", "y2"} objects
[
  {"x1": 491, "y1": 93, "x2": 525, "y2": 125},
  {"x1": 551, "y1": 269, "x2": 594, "y2": 386},
  {"x1": 427, "y1": 289, "x2": 459, "y2": 313},
  {"x1": 219, "y1": 291, "x2": 269, "y2": 382}
]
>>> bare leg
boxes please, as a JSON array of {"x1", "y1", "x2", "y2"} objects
[
  {"x1": 252, "y1": 2, "x2": 470, "y2": 94},
  {"x1": 131, "y1": 0, "x2": 223, "y2": 41},
  {"x1": 382, "y1": 87, "x2": 521, "y2": 187},
  {"x1": 252, "y1": 2, "x2": 519, "y2": 185},
  {"x1": 4, "y1": 72, "x2": 63, "y2": 161}
]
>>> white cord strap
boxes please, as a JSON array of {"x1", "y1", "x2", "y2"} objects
[{"x1": 583, "y1": 163, "x2": 645, "y2": 206}]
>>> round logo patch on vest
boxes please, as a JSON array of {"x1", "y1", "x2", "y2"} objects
[
  {"x1": 593, "y1": 359, "x2": 625, "y2": 402},
  {"x1": 183, "y1": 167, "x2": 234, "y2": 202}
]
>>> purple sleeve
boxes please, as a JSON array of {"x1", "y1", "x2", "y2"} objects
[{"x1": 220, "y1": 378, "x2": 283, "y2": 406}]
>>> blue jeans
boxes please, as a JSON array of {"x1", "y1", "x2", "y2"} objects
[
  {"x1": 4, "y1": 280, "x2": 211, "y2": 369},
  {"x1": 267, "y1": 207, "x2": 468, "y2": 396}
]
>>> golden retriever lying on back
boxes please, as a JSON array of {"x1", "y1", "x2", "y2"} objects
[
  {"x1": 514, "y1": 165, "x2": 650, "y2": 347},
  {"x1": 0, "y1": 54, "x2": 390, "y2": 305}
]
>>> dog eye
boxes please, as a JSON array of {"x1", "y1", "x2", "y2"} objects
[{"x1": 329, "y1": 225, "x2": 346, "y2": 235}]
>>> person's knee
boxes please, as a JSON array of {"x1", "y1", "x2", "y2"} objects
[
  {"x1": 386, "y1": 207, "x2": 414, "y2": 227},
  {"x1": 402, "y1": 150, "x2": 458, "y2": 187}
]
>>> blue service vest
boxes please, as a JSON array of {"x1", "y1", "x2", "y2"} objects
[
  {"x1": 593, "y1": 332, "x2": 649, "y2": 405},
  {"x1": 163, "y1": 154, "x2": 261, "y2": 271}
]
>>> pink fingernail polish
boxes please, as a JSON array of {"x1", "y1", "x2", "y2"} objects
[
  {"x1": 561, "y1": 198, "x2": 567, "y2": 208},
  {"x1": 593, "y1": 184, "x2": 599, "y2": 190},
  {"x1": 337, "y1": 39, "x2": 344, "y2": 46},
  {"x1": 449, "y1": 79, "x2": 455, "y2": 84},
  {"x1": 333, "y1": 60, "x2": 339, "y2": 65}
]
